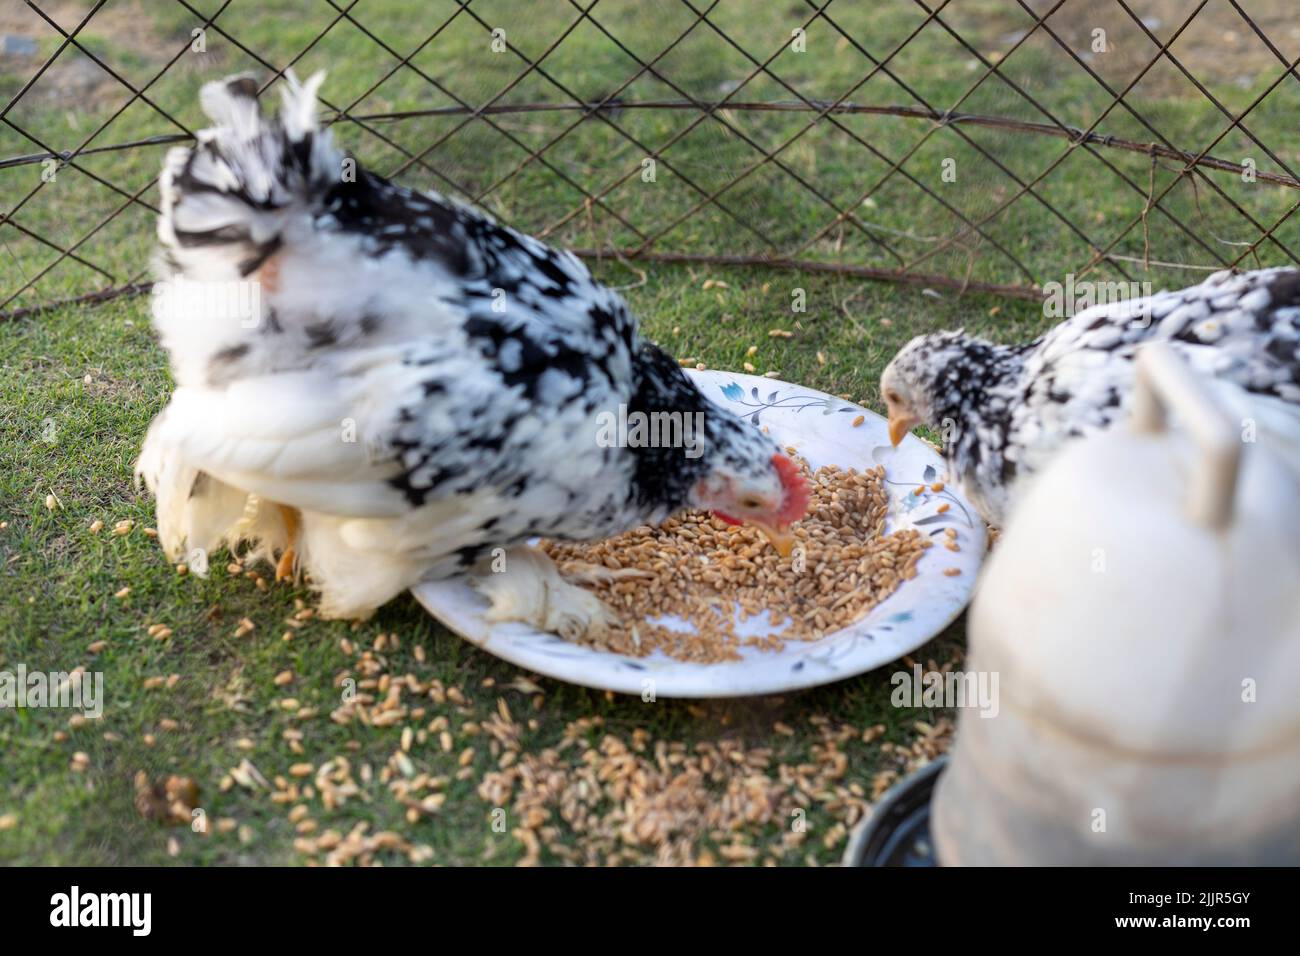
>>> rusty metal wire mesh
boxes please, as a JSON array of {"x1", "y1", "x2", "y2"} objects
[{"x1": 3, "y1": 0, "x2": 1300, "y2": 322}]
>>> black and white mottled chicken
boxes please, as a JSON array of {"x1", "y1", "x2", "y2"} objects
[
  {"x1": 135, "y1": 73, "x2": 809, "y2": 635},
  {"x1": 881, "y1": 267, "x2": 1300, "y2": 526}
]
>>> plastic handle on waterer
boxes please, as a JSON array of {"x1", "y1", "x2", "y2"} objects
[{"x1": 1131, "y1": 342, "x2": 1242, "y2": 531}]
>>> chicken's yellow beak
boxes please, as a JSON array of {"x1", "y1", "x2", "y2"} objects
[
  {"x1": 888, "y1": 412, "x2": 917, "y2": 448},
  {"x1": 754, "y1": 521, "x2": 796, "y2": 558}
]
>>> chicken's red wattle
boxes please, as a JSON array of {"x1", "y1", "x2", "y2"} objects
[{"x1": 772, "y1": 453, "x2": 810, "y2": 525}]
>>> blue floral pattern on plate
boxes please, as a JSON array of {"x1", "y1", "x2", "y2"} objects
[{"x1": 719, "y1": 380, "x2": 860, "y2": 425}]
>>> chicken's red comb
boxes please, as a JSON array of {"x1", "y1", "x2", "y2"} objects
[{"x1": 772, "y1": 453, "x2": 811, "y2": 524}]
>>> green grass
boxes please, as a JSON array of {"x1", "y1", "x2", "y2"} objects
[{"x1": 1, "y1": 0, "x2": 1297, "y2": 865}]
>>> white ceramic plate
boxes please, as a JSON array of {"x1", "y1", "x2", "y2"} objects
[{"x1": 411, "y1": 370, "x2": 986, "y2": 698}]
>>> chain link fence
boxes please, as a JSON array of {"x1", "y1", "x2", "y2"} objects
[{"x1": 2, "y1": 0, "x2": 1300, "y2": 321}]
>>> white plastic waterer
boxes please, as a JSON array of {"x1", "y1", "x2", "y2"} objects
[{"x1": 931, "y1": 343, "x2": 1300, "y2": 865}]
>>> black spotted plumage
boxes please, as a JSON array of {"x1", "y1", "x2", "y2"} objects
[
  {"x1": 883, "y1": 267, "x2": 1300, "y2": 525},
  {"x1": 136, "y1": 71, "x2": 797, "y2": 623}
]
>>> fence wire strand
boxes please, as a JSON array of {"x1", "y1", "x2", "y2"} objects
[{"x1": 3, "y1": 0, "x2": 1300, "y2": 320}]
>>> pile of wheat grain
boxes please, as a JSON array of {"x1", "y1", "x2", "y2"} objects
[{"x1": 543, "y1": 463, "x2": 930, "y2": 663}]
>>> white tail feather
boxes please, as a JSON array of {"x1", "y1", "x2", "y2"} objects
[{"x1": 158, "y1": 69, "x2": 339, "y2": 266}]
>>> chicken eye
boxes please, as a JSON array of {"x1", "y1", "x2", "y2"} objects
[
  {"x1": 739, "y1": 496, "x2": 762, "y2": 509},
  {"x1": 886, "y1": 390, "x2": 901, "y2": 403}
]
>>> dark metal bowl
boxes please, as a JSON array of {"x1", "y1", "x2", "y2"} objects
[{"x1": 841, "y1": 756, "x2": 947, "y2": 867}]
